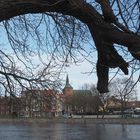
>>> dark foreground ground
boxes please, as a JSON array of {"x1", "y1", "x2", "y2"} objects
[{"x1": 0, "y1": 118, "x2": 140, "y2": 140}]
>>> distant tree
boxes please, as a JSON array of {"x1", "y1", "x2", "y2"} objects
[
  {"x1": 64, "y1": 83, "x2": 103, "y2": 116},
  {"x1": 90, "y1": 84, "x2": 100, "y2": 95},
  {"x1": 109, "y1": 78, "x2": 137, "y2": 116},
  {"x1": 80, "y1": 83, "x2": 107, "y2": 118},
  {"x1": 64, "y1": 89, "x2": 101, "y2": 115}
]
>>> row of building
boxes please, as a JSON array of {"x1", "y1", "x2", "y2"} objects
[
  {"x1": 0, "y1": 75, "x2": 73, "y2": 118},
  {"x1": 0, "y1": 75, "x2": 140, "y2": 118}
]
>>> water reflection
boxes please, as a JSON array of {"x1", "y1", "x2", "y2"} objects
[{"x1": 0, "y1": 121, "x2": 139, "y2": 140}]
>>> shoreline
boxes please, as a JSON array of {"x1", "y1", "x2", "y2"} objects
[{"x1": 0, "y1": 118, "x2": 140, "y2": 124}]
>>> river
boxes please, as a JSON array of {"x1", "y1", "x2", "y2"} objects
[{"x1": 0, "y1": 121, "x2": 139, "y2": 140}]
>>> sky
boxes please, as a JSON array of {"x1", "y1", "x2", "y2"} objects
[
  {"x1": 64, "y1": 60, "x2": 97, "y2": 89},
  {"x1": 0, "y1": 12, "x2": 140, "y2": 100},
  {"x1": 1, "y1": 37, "x2": 140, "y2": 99},
  {"x1": 64, "y1": 61, "x2": 140, "y2": 100}
]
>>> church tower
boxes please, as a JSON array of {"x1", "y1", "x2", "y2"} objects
[{"x1": 63, "y1": 75, "x2": 73, "y2": 96}]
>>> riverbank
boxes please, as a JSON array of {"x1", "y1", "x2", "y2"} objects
[{"x1": 0, "y1": 118, "x2": 140, "y2": 125}]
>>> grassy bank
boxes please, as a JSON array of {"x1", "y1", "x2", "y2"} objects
[{"x1": 0, "y1": 118, "x2": 140, "y2": 124}]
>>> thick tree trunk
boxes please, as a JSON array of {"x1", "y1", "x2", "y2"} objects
[{"x1": 0, "y1": 0, "x2": 140, "y2": 93}]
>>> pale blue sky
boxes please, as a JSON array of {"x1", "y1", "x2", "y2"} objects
[
  {"x1": 0, "y1": 12, "x2": 139, "y2": 100},
  {"x1": 64, "y1": 61, "x2": 97, "y2": 89},
  {"x1": 64, "y1": 61, "x2": 140, "y2": 100}
]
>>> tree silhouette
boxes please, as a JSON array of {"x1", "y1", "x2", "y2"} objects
[{"x1": 0, "y1": 0, "x2": 139, "y2": 94}]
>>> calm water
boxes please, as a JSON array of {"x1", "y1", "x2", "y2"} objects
[{"x1": 0, "y1": 121, "x2": 140, "y2": 140}]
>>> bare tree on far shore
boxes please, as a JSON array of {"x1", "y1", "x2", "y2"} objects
[{"x1": 109, "y1": 78, "x2": 137, "y2": 116}]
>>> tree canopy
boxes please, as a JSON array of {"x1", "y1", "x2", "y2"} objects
[{"x1": 0, "y1": 0, "x2": 140, "y2": 95}]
